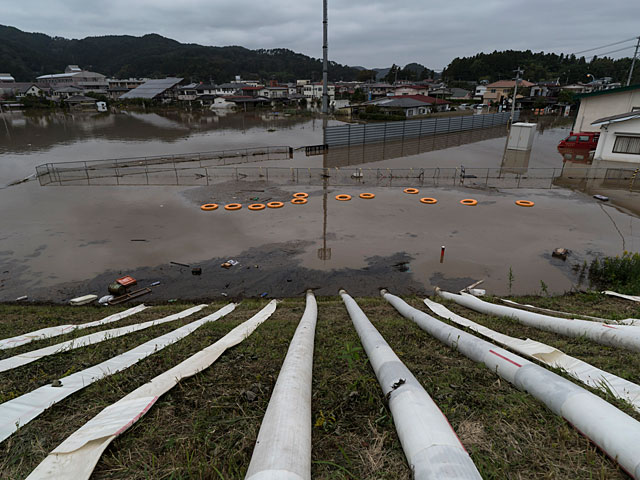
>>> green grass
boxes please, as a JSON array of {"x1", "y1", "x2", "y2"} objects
[{"x1": 0, "y1": 293, "x2": 639, "y2": 479}]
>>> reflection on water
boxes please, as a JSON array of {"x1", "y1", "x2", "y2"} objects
[
  {"x1": 500, "y1": 149, "x2": 531, "y2": 175},
  {"x1": 0, "y1": 110, "x2": 328, "y2": 155},
  {"x1": 324, "y1": 125, "x2": 509, "y2": 168}
]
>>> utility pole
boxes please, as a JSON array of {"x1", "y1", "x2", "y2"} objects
[
  {"x1": 321, "y1": 0, "x2": 329, "y2": 114},
  {"x1": 627, "y1": 36, "x2": 640, "y2": 87},
  {"x1": 509, "y1": 67, "x2": 524, "y2": 129}
]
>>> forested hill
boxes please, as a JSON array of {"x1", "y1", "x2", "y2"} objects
[
  {"x1": 0, "y1": 25, "x2": 360, "y2": 82},
  {"x1": 443, "y1": 50, "x2": 638, "y2": 85}
]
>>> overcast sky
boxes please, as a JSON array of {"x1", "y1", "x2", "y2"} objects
[{"x1": 4, "y1": 0, "x2": 640, "y2": 70}]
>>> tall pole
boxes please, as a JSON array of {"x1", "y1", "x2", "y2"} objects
[
  {"x1": 627, "y1": 36, "x2": 640, "y2": 87},
  {"x1": 509, "y1": 67, "x2": 523, "y2": 128},
  {"x1": 322, "y1": 0, "x2": 329, "y2": 114}
]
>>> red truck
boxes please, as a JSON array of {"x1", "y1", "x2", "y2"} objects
[{"x1": 558, "y1": 131, "x2": 600, "y2": 150}]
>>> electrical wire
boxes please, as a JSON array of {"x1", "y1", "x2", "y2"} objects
[
  {"x1": 572, "y1": 37, "x2": 637, "y2": 55},
  {"x1": 584, "y1": 45, "x2": 637, "y2": 61}
]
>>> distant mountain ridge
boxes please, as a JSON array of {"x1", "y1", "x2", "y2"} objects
[{"x1": 0, "y1": 25, "x2": 361, "y2": 83}]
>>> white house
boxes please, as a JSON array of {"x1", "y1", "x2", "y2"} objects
[
  {"x1": 574, "y1": 84, "x2": 640, "y2": 132},
  {"x1": 302, "y1": 83, "x2": 335, "y2": 101},
  {"x1": 591, "y1": 111, "x2": 640, "y2": 164}
]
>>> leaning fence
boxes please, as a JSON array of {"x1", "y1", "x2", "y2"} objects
[
  {"x1": 33, "y1": 163, "x2": 640, "y2": 191},
  {"x1": 35, "y1": 146, "x2": 292, "y2": 186}
]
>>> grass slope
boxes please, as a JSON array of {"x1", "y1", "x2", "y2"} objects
[{"x1": 0, "y1": 293, "x2": 639, "y2": 479}]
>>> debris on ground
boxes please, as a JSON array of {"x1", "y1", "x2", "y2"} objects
[
  {"x1": 69, "y1": 294, "x2": 98, "y2": 306},
  {"x1": 149, "y1": 281, "x2": 161, "y2": 287},
  {"x1": 593, "y1": 195, "x2": 609, "y2": 202},
  {"x1": 98, "y1": 295, "x2": 114, "y2": 305},
  {"x1": 170, "y1": 261, "x2": 190, "y2": 268},
  {"x1": 221, "y1": 259, "x2": 239, "y2": 269},
  {"x1": 552, "y1": 248, "x2": 569, "y2": 260},
  {"x1": 392, "y1": 262, "x2": 410, "y2": 272},
  {"x1": 191, "y1": 267, "x2": 202, "y2": 276},
  {"x1": 15, "y1": 295, "x2": 27, "y2": 301}
]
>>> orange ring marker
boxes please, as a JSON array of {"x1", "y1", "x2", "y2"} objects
[
  {"x1": 335, "y1": 194, "x2": 352, "y2": 201},
  {"x1": 200, "y1": 203, "x2": 218, "y2": 211},
  {"x1": 460, "y1": 199, "x2": 478, "y2": 206},
  {"x1": 248, "y1": 203, "x2": 266, "y2": 211},
  {"x1": 267, "y1": 201, "x2": 285, "y2": 209},
  {"x1": 293, "y1": 192, "x2": 309, "y2": 199},
  {"x1": 515, "y1": 200, "x2": 535, "y2": 207},
  {"x1": 420, "y1": 197, "x2": 437, "y2": 204},
  {"x1": 404, "y1": 188, "x2": 419, "y2": 194},
  {"x1": 291, "y1": 198, "x2": 308, "y2": 205},
  {"x1": 224, "y1": 203, "x2": 242, "y2": 211},
  {"x1": 359, "y1": 193, "x2": 375, "y2": 199}
]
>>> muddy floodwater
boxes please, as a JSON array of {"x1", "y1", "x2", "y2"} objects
[{"x1": 1, "y1": 109, "x2": 638, "y2": 302}]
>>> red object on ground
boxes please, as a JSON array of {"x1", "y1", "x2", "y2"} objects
[{"x1": 116, "y1": 276, "x2": 137, "y2": 287}]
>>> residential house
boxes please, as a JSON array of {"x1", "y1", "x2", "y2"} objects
[
  {"x1": 215, "y1": 83, "x2": 245, "y2": 96},
  {"x1": 474, "y1": 85, "x2": 487, "y2": 100},
  {"x1": 302, "y1": 83, "x2": 336, "y2": 101},
  {"x1": 364, "y1": 94, "x2": 450, "y2": 117},
  {"x1": 37, "y1": 65, "x2": 108, "y2": 93},
  {"x1": 263, "y1": 86, "x2": 288, "y2": 99},
  {"x1": 573, "y1": 84, "x2": 640, "y2": 132},
  {"x1": 64, "y1": 95, "x2": 97, "y2": 109},
  {"x1": 0, "y1": 82, "x2": 42, "y2": 99},
  {"x1": 50, "y1": 86, "x2": 84, "y2": 101},
  {"x1": 178, "y1": 83, "x2": 200, "y2": 101},
  {"x1": 361, "y1": 83, "x2": 394, "y2": 98},
  {"x1": 449, "y1": 88, "x2": 472, "y2": 100},
  {"x1": 561, "y1": 83, "x2": 593, "y2": 95},
  {"x1": 241, "y1": 86, "x2": 266, "y2": 98},
  {"x1": 483, "y1": 79, "x2": 535, "y2": 105},
  {"x1": 428, "y1": 87, "x2": 453, "y2": 97},
  {"x1": 394, "y1": 85, "x2": 429, "y2": 96},
  {"x1": 591, "y1": 111, "x2": 640, "y2": 164}
]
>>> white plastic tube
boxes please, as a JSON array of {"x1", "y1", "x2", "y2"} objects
[
  {"x1": 340, "y1": 290, "x2": 481, "y2": 479},
  {"x1": 0, "y1": 304, "x2": 148, "y2": 350},
  {"x1": 437, "y1": 289, "x2": 640, "y2": 352},
  {"x1": 500, "y1": 298, "x2": 640, "y2": 326},
  {"x1": 603, "y1": 290, "x2": 640, "y2": 303},
  {"x1": 424, "y1": 298, "x2": 640, "y2": 414},
  {"x1": 26, "y1": 300, "x2": 276, "y2": 480},
  {"x1": 0, "y1": 303, "x2": 235, "y2": 443},
  {"x1": 383, "y1": 290, "x2": 640, "y2": 479},
  {"x1": 245, "y1": 291, "x2": 317, "y2": 480},
  {"x1": 0, "y1": 304, "x2": 208, "y2": 373}
]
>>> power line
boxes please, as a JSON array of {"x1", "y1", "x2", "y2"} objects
[
  {"x1": 585, "y1": 45, "x2": 637, "y2": 61},
  {"x1": 572, "y1": 37, "x2": 637, "y2": 55}
]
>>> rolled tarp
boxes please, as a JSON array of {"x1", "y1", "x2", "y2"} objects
[
  {"x1": 0, "y1": 304, "x2": 208, "y2": 373},
  {"x1": 0, "y1": 303, "x2": 236, "y2": 444},
  {"x1": 424, "y1": 298, "x2": 640, "y2": 414},
  {"x1": 500, "y1": 298, "x2": 640, "y2": 326},
  {"x1": 0, "y1": 304, "x2": 148, "y2": 350},
  {"x1": 26, "y1": 300, "x2": 277, "y2": 480},
  {"x1": 383, "y1": 290, "x2": 640, "y2": 479},
  {"x1": 340, "y1": 290, "x2": 481, "y2": 479},
  {"x1": 437, "y1": 289, "x2": 640, "y2": 352},
  {"x1": 245, "y1": 291, "x2": 317, "y2": 480}
]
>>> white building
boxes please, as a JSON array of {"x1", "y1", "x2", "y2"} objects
[
  {"x1": 591, "y1": 111, "x2": 640, "y2": 164},
  {"x1": 574, "y1": 84, "x2": 640, "y2": 132},
  {"x1": 37, "y1": 65, "x2": 108, "y2": 93},
  {"x1": 302, "y1": 83, "x2": 335, "y2": 101},
  {"x1": 474, "y1": 85, "x2": 487, "y2": 99}
]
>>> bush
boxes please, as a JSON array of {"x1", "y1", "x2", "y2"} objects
[{"x1": 588, "y1": 252, "x2": 640, "y2": 294}]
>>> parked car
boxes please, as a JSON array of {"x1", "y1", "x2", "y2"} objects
[{"x1": 557, "y1": 131, "x2": 600, "y2": 150}]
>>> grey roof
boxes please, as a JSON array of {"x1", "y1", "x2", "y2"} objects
[
  {"x1": 368, "y1": 97, "x2": 431, "y2": 108},
  {"x1": 450, "y1": 87, "x2": 471, "y2": 97},
  {"x1": 64, "y1": 95, "x2": 97, "y2": 103},
  {"x1": 120, "y1": 78, "x2": 183, "y2": 99},
  {"x1": 217, "y1": 82, "x2": 246, "y2": 89},
  {"x1": 591, "y1": 111, "x2": 640, "y2": 126},
  {"x1": 54, "y1": 86, "x2": 84, "y2": 93}
]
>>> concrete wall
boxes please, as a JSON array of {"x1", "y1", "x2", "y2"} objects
[
  {"x1": 575, "y1": 89, "x2": 640, "y2": 132},
  {"x1": 594, "y1": 116, "x2": 640, "y2": 164}
]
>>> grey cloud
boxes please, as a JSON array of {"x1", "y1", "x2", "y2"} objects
[{"x1": 3, "y1": 0, "x2": 640, "y2": 70}]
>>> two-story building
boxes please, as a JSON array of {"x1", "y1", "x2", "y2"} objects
[
  {"x1": 37, "y1": 65, "x2": 108, "y2": 93},
  {"x1": 573, "y1": 84, "x2": 640, "y2": 132},
  {"x1": 302, "y1": 83, "x2": 335, "y2": 101},
  {"x1": 483, "y1": 79, "x2": 534, "y2": 105}
]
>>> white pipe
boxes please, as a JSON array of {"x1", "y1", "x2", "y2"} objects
[
  {"x1": 0, "y1": 303, "x2": 235, "y2": 443},
  {"x1": 245, "y1": 291, "x2": 317, "y2": 480},
  {"x1": 26, "y1": 300, "x2": 276, "y2": 480},
  {"x1": 383, "y1": 290, "x2": 640, "y2": 479},
  {"x1": 603, "y1": 290, "x2": 640, "y2": 303},
  {"x1": 340, "y1": 290, "x2": 481, "y2": 479},
  {"x1": 424, "y1": 298, "x2": 640, "y2": 414},
  {"x1": 0, "y1": 304, "x2": 207, "y2": 373},
  {"x1": 0, "y1": 304, "x2": 148, "y2": 350},
  {"x1": 437, "y1": 289, "x2": 640, "y2": 352},
  {"x1": 500, "y1": 298, "x2": 640, "y2": 325}
]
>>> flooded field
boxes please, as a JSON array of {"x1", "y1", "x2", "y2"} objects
[{"x1": 0, "y1": 110, "x2": 638, "y2": 302}]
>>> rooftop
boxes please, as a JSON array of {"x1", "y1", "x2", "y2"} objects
[
  {"x1": 486, "y1": 80, "x2": 535, "y2": 88},
  {"x1": 119, "y1": 78, "x2": 184, "y2": 99},
  {"x1": 591, "y1": 110, "x2": 640, "y2": 126},
  {"x1": 577, "y1": 83, "x2": 640, "y2": 99}
]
